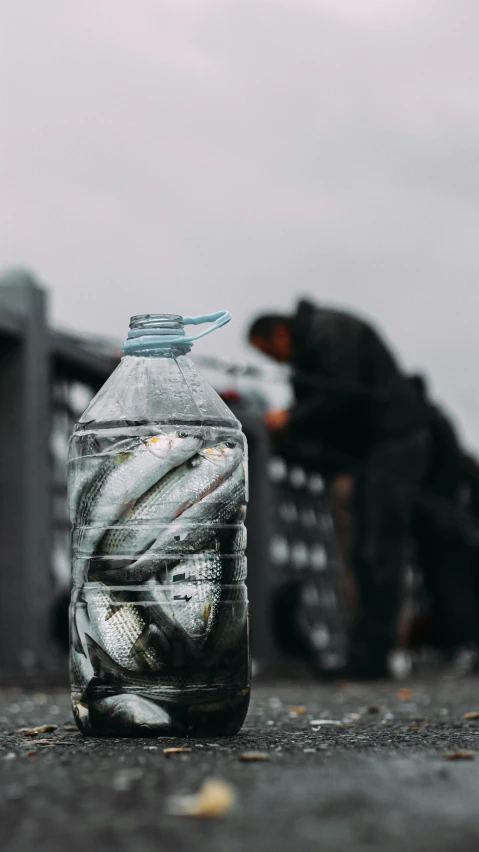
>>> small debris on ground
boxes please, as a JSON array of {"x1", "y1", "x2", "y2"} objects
[
  {"x1": 17, "y1": 728, "x2": 39, "y2": 737},
  {"x1": 398, "y1": 688, "x2": 414, "y2": 702},
  {"x1": 167, "y1": 779, "x2": 236, "y2": 818},
  {"x1": 463, "y1": 712, "x2": 479, "y2": 721},
  {"x1": 443, "y1": 750, "x2": 475, "y2": 761},
  {"x1": 239, "y1": 751, "x2": 270, "y2": 761},
  {"x1": 163, "y1": 747, "x2": 192, "y2": 755},
  {"x1": 63, "y1": 725, "x2": 77, "y2": 731},
  {"x1": 309, "y1": 719, "x2": 343, "y2": 727},
  {"x1": 287, "y1": 706, "x2": 306, "y2": 715}
]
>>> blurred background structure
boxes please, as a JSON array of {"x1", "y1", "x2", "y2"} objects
[
  {"x1": 2, "y1": 0, "x2": 479, "y2": 684},
  {"x1": 0, "y1": 270, "x2": 352, "y2": 682},
  {"x1": 2, "y1": 268, "x2": 479, "y2": 686}
]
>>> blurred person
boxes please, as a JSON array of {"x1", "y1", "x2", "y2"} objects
[
  {"x1": 462, "y1": 453, "x2": 479, "y2": 654},
  {"x1": 408, "y1": 375, "x2": 479, "y2": 654},
  {"x1": 248, "y1": 299, "x2": 429, "y2": 676}
]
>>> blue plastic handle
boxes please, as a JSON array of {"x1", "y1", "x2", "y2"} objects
[
  {"x1": 181, "y1": 311, "x2": 232, "y2": 344},
  {"x1": 122, "y1": 310, "x2": 231, "y2": 354}
]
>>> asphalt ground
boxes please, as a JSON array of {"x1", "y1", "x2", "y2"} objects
[{"x1": 2, "y1": 676, "x2": 479, "y2": 852}]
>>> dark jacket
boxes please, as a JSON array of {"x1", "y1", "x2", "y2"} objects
[
  {"x1": 414, "y1": 397, "x2": 463, "y2": 501},
  {"x1": 286, "y1": 300, "x2": 427, "y2": 467}
]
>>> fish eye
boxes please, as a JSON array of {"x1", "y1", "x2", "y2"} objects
[
  {"x1": 224, "y1": 441, "x2": 236, "y2": 449},
  {"x1": 177, "y1": 431, "x2": 190, "y2": 439}
]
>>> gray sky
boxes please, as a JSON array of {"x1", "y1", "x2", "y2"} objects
[{"x1": 2, "y1": 0, "x2": 479, "y2": 447}]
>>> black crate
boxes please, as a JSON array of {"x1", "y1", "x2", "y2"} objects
[{"x1": 267, "y1": 457, "x2": 349, "y2": 673}]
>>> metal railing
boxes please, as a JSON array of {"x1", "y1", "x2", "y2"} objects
[{"x1": 0, "y1": 271, "x2": 119, "y2": 680}]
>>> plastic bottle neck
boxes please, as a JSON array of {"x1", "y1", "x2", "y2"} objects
[
  {"x1": 122, "y1": 310, "x2": 232, "y2": 356},
  {"x1": 124, "y1": 314, "x2": 188, "y2": 357}
]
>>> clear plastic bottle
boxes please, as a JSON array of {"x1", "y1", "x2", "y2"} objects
[{"x1": 68, "y1": 312, "x2": 250, "y2": 736}]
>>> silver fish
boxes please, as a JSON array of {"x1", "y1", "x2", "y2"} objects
[
  {"x1": 82, "y1": 579, "x2": 203, "y2": 672},
  {"x1": 69, "y1": 434, "x2": 156, "y2": 518},
  {"x1": 89, "y1": 694, "x2": 171, "y2": 733},
  {"x1": 99, "y1": 440, "x2": 242, "y2": 564},
  {"x1": 68, "y1": 433, "x2": 102, "y2": 520},
  {"x1": 73, "y1": 430, "x2": 203, "y2": 557},
  {"x1": 147, "y1": 551, "x2": 222, "y2": 642},
  {"x1": 84, "y1": 583, "x2": 162, "y2": 672},
  {"x1": 151, "y1": 462, "x2": 246, "y2": 555},
  {"x1": 100, "y1": 459, "x2": 245, "y2": 583},
  {"x1": 72, "y1": 696, "x2": 91, "y2": 733}
]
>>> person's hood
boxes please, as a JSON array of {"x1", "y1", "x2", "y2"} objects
[{"x1": 292, "y1": 298, "x2": 318, "y2": 351}]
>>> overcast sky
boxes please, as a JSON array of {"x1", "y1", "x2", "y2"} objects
[{"x1": 2, "y1": 0, "x2": 479, "y2": 446}]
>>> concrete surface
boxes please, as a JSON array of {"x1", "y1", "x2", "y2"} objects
[{"x1": 2, "y1": 676, "x2": 479, "y2": 851}]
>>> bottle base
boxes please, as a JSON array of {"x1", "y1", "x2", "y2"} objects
[{"x1": 72, "y1": 687, "x2": 250, "y2": 738}]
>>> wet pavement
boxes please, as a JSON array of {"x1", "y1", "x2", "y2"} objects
[{"x1": 2, "y1": 676, "x2": 479, "y2": 851}]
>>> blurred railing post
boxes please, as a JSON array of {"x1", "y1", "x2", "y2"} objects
[
  {"x1": 231, "y1": 405, "x2": 281, "y2": 669},
  {"x1": 0, "y1": 270, "x2": 52, "y2": 675}
]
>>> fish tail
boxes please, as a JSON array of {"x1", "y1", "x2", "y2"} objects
[
  {"x1": 84, "y1": 633, "x2": 125, "y2": 684},
  {"x1": 71, "y1": 619, "x2": 86, "y2": 657}
]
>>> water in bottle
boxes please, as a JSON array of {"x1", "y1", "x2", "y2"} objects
[{"x1": 68, "y1": 312, "x2": 250, "y2": 736}]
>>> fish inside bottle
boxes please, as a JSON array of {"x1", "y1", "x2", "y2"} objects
[{"x1": 69, "y1": 422, "x2": 250, "y2": 737}]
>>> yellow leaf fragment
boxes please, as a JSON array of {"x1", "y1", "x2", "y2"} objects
[
  {"x1": 167, "y1": 779, "x2": 236, "y2": 818},
  {"x1": 464, "y1": 712, "x2": 479, "y2": 721}
]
